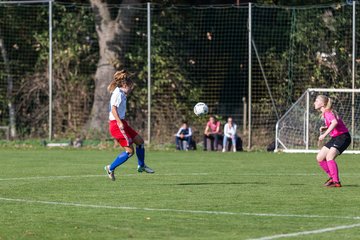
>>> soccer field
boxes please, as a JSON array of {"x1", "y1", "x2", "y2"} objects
[{"x1": 1, "y1": 148, "x2": 360, "y2": 239}]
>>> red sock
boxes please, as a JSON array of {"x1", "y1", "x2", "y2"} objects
[
  {"x1": 318, "y1": 160, "x2": 331, "y2": 178},
  {"x1": 327, "y1": 160, "x2": 339, "y2": 183}
]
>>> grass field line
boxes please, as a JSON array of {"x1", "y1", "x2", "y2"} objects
[
  {"x1": 247, "y1": 223, "x2": 360, "y2": 240},
  {"x1": 1, "y1": 196, "x2": 360, "y2": 221},
  {"x1": 0, "y1": 175, "x2": 105, "y2": 181},
  {"x1": 0, "y1": 173, "x2": 211, "y2": 181},
  {"x1": 2, "y1": 172, "x2": 360, "y2": 182},
  {"x1": 2, "y1": 172, "x2": 360, "y2": 181}
]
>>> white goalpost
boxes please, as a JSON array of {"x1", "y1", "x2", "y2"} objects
[{"x1": 275, "y1": 88, "x2": 360, "y2": 154}]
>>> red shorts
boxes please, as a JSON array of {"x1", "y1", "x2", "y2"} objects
[{"x1": 109, "y1": 120, "x2": 138, "y2": 147}]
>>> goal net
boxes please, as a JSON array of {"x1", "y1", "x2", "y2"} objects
[{"x1": 275, "y1": 88, "x2": 360, "y2": 153}]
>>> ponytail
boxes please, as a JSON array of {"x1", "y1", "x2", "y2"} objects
[
  {"x1": 107, "y1": 70, "x2": 133, "y2": 93},
  {"x1": 317, "y1": 95, "x2": 339, "y2": 118},
  {"x1": 324, "y1": 97, "x2": 333, "y2": 111},
  {"x1": 107, "y1": 81, "x2": 117, "y2": 93}
]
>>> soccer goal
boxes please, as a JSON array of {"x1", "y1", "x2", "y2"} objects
[{"x1": 275, "y1": 88, "x2": 360, "y2": 154}]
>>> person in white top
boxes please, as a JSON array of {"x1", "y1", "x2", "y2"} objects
[
  {"x1": 222, "y1": 117, "x2": 237, "y2": 152},
  {"x1": 104, "y1": 70, "x2": 155, "y2": 181}
]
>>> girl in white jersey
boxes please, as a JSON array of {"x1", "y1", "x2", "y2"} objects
[
  {"x1": 314, "y1": 95, "x2": 351, "y2": 188},
  {"x1": 222, "y1": 117, "x2": 237, "y2": 152},
  {"x1": 104, "y1": 70, "x2": 154, "y2": 181}
]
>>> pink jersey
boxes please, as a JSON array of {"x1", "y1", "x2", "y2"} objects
[
  {"x1": 207, "y1": 121, "x2": 220, "y2": 133},
  {"x1": 323, "y1": 111, "x2": 348, "y2": 137}
]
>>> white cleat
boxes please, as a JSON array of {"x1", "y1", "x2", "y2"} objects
[{"x1": 104, "y1": 165, "x2": 115, "y2": 181}]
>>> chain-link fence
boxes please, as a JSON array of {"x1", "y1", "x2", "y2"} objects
[{"x1": 0, "y1": 1, "x2": 359, "y2": 149}]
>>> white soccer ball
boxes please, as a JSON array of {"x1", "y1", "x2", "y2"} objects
[{"x1": 194, "y1": 102, "x2": 208, "y2": 116}]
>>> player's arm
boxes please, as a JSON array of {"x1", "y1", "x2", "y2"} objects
[
  {"x1": 204, "y1": 125, "x2": 209, "y2": 135},
  {"x1": 224, "y1": 124, "x2": 230, "y2": 138},
  {"x1": 319, "y1": 119, "x2": 337, "y2": 141},
  {"x1": 319, "y1": 126, "x2": 328, "y2": 132},
  {"x1": 185, "y1": 128, "x2": 192, "y2": 137},
  {"x1": 215, "y1": 122, "x2": 220, "y2": 134},
  {"x1": 111, "y1": 105, "x2": 124, "y2": 129},
  {"x1": 175, "y1": 128, "x2": 182, "y2": 137},
  {"x1": 233, "y1": 124, "x2": 237, "y2": 137}
]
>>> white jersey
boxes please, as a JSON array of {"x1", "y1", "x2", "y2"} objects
[
  {"x1": 109, "y1": 87, "x2": 127, "y2": 120},
  {"x1": 224, "y1": 123, "x2": 237, "y2": 138}
]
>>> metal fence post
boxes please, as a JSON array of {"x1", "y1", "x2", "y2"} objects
[
  {"x1": 351, "y1": 1, "x2": 356, "y2": 149},
  {"x1": 49, "y1": 0, "x2": 53, "y2": 141},
  {"x1": 147, "y1": 2, "x2": 151, "y2": 144},
  {"x1": 248, "y1": 2, "x2": 252, "y2": 150}
]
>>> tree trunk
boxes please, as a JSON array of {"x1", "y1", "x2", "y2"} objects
[
  {"x1": 0, "y1": 28, "x2": 16, "y2": 138},
  {"x1": 88, "y1": 0, "x2": 137, "y2": 134}
]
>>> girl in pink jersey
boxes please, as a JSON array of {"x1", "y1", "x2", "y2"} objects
[
  {"x1": 314, "y1": 95, "x2": 351, "y2": 187},
  {"x1": 203, "y1": 116, "x2": 221, "y2": 151},
  {"x1": 104, "y1": 70, "x2": 154, "y2": 181}
]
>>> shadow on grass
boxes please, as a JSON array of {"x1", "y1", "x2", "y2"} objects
[
  {"x1": 343, "y1": 184, "x2": 360, "y2": 188},
  {"x1": 173, "y1": 182, "x2": 265, "y2": 186},
  {"x1": 169, "y1": 182, "x2": 311, "y2": 186}
]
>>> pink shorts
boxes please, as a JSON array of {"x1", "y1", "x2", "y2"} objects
[{"x1": 109, "y1": 120, "x2": 138, "y2": 147}]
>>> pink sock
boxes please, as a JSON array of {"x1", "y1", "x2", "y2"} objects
[
  {"x1": 327, "y1": 160, "x2": 339, "y2": 183},
  {"x1": 318, "y1": 160, "x2": 331, "y2": 178}
]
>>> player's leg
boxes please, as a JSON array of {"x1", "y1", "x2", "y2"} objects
[
  {"x1": 109, "y1": 145, "x2": 134, "y2": 171},
  {"x1": 316, "y1": 146, "x2": 332, "y2": 185},
  {"x1": 203, "y1": 135, "x2": 208, "y2": 151},
  {"x1": 105, "y1": 120, "x2": 135, "y2": 180},
  {"x1": 222, "y1": 136, "x2": 228, "y2": 152},
  {"x1": 325, "y1": 133, "x2": 351, "y2": 187},
  {"x1": 180, "y1": 139, "x2": 185, "y2": 150},
  {"x1": 326, "y1": 147, "x2": 341, "y2": 187},
  {"x1": 188, "y1": 136, "x2": 192, "y2": 150},
  {"x1": 175, "y1": 136, "x2": 181, "y2": 150},
  {"x1": 133, "y1": 134, "x2": 155, "y2": 174},
  {"x1": 105, "y1": 144, "x2": 134, "y2": 181},
  {"x1": 231, "y1": 136, "x2": 237, "y2": 152},
  {"x1": 209, "y1": 135, "x2": 215, "y2": 151},
  {"x1": 133, "y1": 135, "x2": 145, "y2": 166},
  {"x1": 181, "y1": 139, "x2": 186, "y2": 150},
  {"x1": 106, "y1": 121, "x2": 134, "y2": 180},
  {"x1": 214, "y1": 134, "x2": 219, "y2": 151},
  {"x1": 120, "y1": 122, "x2": 153, "y2": 173}
]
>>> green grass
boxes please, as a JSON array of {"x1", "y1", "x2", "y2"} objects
[{"x1": 1, "y1": 148, "x2": 360, "y2": 239}]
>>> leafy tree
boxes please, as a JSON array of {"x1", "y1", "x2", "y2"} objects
[
  {"x1": 88, "y1": 1, "x2": 202, "y2": 141},
  {"x1": 15, "y1": 3, "x2": 98, "y2": 137},
  {"x1": 88, "y1": 0, "x2": 142, "y2": 134},
  {"x1": 255, "y1": 3, "x2": 354, "y2": 119},
  {"x1": 0, "y1": 4, "x2": 46, "y2": 138},
  {"x1": 124, "y1": 6, "x2": 202, "y2": 141}
]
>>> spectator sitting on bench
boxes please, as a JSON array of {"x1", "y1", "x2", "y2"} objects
[
  {"x1": 175, "y1": 121, "x2": 192, "y2": 150},
  {"x1": 222, "y1": 117, "x2": 237, "y2": 152},
  {"x1": 203, "y1": 116, "x2": 221, "y2": 151}
]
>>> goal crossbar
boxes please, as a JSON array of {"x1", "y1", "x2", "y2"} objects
[{"x1": 308, "y1": 88, "x2": 360, "y2": 93}]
